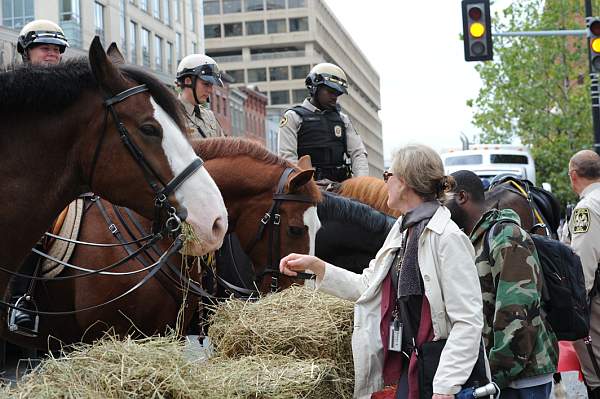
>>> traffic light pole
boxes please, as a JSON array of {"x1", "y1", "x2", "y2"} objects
[{"x1": 586, "y1": 0, "x2": 600, "y2": 154}]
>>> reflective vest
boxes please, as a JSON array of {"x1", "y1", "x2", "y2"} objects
[{"x1": 290, "y1": 105, "x2": 351, "y2": 182}]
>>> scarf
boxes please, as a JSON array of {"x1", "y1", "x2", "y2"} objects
[{"x1": 397, "y1": 201, "x2": 440, "y2": 298}]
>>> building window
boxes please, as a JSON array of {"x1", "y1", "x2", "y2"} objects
[
  {"x1": 224, "y1": 22, "x2": 242, "y2": 37},
  {"x1": 188, "y1": 0, "x2": 196, "y2": 31},
  {"x1": 270, "y1": 90, "x2": 290, "y2": 105},
  {"x1": 120, "y1": 0, "x2": 127, "y2": 55},
  {"x1": 140, "y1": 0, "x2": 148, "y2": 12},
  {"x1": 153, "y1": 0, "x2": 160, "y2": 18},
  {"x1": 292, "y1": 89, "x2": 307, "y2": 103},
  {"x1": 141, "y1": 27, "x2": 150, "y2": 67},
  {"x1": 167, "y1": 41, "x2": 173, "y2": 73},
  {"x1": 192, "y1": 41, "x2": 197, "y2": 53},
  {"x1": 226, "y1": 69, "x2": 244, "y2": 83},
  {"x1": 269, "y1": 66, "x2": 288, "y2": 81},
  {"x1": 204, "y1": 24, "x2": 221, "y2": 39},
  {"x1": 223, "y1": 97, "x2": 227, "y2": 116},
  {"x1": 175, "y1": 32, "x2": 182, "y2": 62},
  {"x1": 163, "y1": 0, "x2": 171, "y2": 24},
  {"x1": 216, "y1": 94, "x2": 221, "y2": 113},
  {"x1": 266, "y1": 0, "x2": 285, "y2": 10},
  {"x1": 94, "y1": 2, "x2": 105, "y2": 43},
  {"x1": 291, "y1": 64, "x2": 310, "y2": 79},
  {"x1": 174, "y1": 0, "x2": 180, "y2": 21},
  {"x1": 248, "y1": 68, "x2": 266, "y2": 82},
  {"x1": 129, "y1": 20, "x2": 137, "y2": 64},
  {"x1": 245, "y1": 0, "x2": 263, "y2": 11},
  {"x1": 288, "y1": 0, "x2": 305, "y2": 8},
  {"x1": 2, "y1": 0, "x2": 34, "y2": 29},
  {"x1": 203, "y1": 0, "x2": 219, "y2": 15},
  {"x1": 267, "y1": 19, "x2": 286, "y2": 34},
  {"x1": 154, "y1": 35, "x2": 163, "y2": 71},
  {"x1": 289, "y1": 17, "x2": 308, "y2": 32},
  {"x1": 245, "y1": 20, "x2": 264, "y2": 35},
  {"x1": 60, "y1": 0, "x2": 82, "y2": 48},
  {"x1": 223, "y1": 0, "x2": 241, "y2": 13}
]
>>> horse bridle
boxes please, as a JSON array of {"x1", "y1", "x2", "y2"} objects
[
  {"x1": 245, "y1": 167, "x2": 316, "y2": 293},
  {"x1": 89, "y1": 84, "x2": 205, "y2": 237}
]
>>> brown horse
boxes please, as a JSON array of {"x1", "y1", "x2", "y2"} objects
[
  {"x1": 4, "y1": 138, "x2": 320, "y2": 350},
  {"x1": 0, "y1": 38, "x2": 227, "y2": 313},
  {"x1": 336, "y1": 176, "x2": 400, "y2": 218}
]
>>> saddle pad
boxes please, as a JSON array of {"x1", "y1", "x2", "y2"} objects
[{"x1": 41, "y1": 198, "x2": 84, "y2": 278}]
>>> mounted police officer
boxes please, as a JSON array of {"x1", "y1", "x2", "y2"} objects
[
  {"x1": 566, "y1": 150, "x2": 600, "y2": 398},
  {"x1": 175, "y1": 54, "x2": 225, "y2": 139},
  {"x1": 278, "y1": 63, "x2": 368, "y2": 183},
  {"x1": 9, "y1": 19, "x2": 69, "y2": 336},
  {"x1": 17, "y1": 19, "x2": 69, "y2": 65}
]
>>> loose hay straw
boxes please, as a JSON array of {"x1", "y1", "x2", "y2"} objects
[
  {"x1": 1, "y1": 286, "x2": 356, "y2": 398},
  {"x1": 208, "y1": 285, "x2": 355, "y2": 396}
]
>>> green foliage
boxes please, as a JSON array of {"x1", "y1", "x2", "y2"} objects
[{"x1": 470, "y1": 0, "x2": 599, "y2": 206}]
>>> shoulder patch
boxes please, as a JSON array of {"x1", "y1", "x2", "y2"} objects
[
  {"x1": 573, "y1": 208, "x2": 591, "y2": 234},
  {"x1": 279, "y1": 115, "x2": 288, "y2": 127}
]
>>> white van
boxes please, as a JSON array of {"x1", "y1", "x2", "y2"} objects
[{"x1": 440, "y1": 145, "x2": 536, "y2": 186}]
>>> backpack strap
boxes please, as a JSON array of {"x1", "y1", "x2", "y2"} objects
[{"x1": 483, "y1": 219, "x2": 519, "y2": 266}]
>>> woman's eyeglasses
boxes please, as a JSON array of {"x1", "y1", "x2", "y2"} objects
[{"x1": 383, "y1": 171, "x2": 393, "y2": 182}]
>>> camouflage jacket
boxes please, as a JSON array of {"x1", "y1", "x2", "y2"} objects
[{"x1": 470, "y1": 209, "x2": 558, "y2": 388}]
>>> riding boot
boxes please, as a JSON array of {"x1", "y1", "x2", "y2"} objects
[{"x1": 7, "y1": 250, "x2": 39, "y2": 336}]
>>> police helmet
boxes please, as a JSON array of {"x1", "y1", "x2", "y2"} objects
[
  {"x1": 17, "y1": 20, "x2": 69, "y2": 55},
  {"x1": 305, "y1": 63, "x2": 348, "y2": 96},
  {"x1": 176, "y1": 54, "x2": 223, "y2": 87}
]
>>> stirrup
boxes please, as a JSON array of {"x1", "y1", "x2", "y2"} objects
[{"x1": 7, "y1": 295, "x2": 39, "y2": 337}]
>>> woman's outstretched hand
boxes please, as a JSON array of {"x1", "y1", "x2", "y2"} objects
[{"x1": 279, "y1": 253, "x2": 326, "y2": 280}]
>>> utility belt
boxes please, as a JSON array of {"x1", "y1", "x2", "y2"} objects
[{"x1": 314, "y1": 164, "x2": 352, "y2": 183}]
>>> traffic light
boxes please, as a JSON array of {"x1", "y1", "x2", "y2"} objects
[
  {"x1": 588, "y1": 17, "x2": 600, "y2": 73},
  {"x1": 462, "y1": 0, "x2": 493, "y2": 61}
]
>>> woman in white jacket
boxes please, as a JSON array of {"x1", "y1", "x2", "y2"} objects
[{"x1": 280, "y1": 144, "x2": 484, "y2": 399}]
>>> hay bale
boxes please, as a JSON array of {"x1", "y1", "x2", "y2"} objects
[
  {"x1": 208, "y1": 286, "x2": 354, "y2": 387},
  {"x1": 1, "y1": 336, "x2": 351, "y2": 399}
]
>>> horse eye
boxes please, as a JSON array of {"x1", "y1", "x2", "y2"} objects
[
  {"x1": 140, "y1": 124, "x2": 161, "y2": 137},
  {"x1": 288, "y1": 226, "x2": 307, "y2": 237}
]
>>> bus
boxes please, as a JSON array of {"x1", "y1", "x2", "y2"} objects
[{"x1": 440, "y1": 144, "x2": 536, "y2": 187}]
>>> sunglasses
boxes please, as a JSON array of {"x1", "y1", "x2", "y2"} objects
[{"x1": 383, "y1": 171, "x2": 393, "y2": 182}]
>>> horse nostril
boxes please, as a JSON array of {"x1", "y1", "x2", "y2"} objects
[{"x1": 212, "y1": 217, "x2": 226, "y2": 237}]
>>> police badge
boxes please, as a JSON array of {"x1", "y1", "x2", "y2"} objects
[
  {"x1": 334, "y1": 125, "x2": 343, "y2": 137},
  {"x1": 573, "y1": 208, "x2": 591, "y2": 234}
]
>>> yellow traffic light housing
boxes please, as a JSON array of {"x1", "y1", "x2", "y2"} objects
[{"x1": 462, "y1": 0, "x2": 493, "y2": 61}]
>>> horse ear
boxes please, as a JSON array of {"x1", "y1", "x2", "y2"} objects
[
  {"x1": 89, "y1": 36, "x2": 127, "y2": 95},
  {"x1": 288, "y1": 169, "x2": 315, "y2": 191},
  {"x1": 107, "y1": 42, "x2": 126, "y2": 65},
  {"x1": 297, "y1": 155, "x2": 313, "y2": 170}
]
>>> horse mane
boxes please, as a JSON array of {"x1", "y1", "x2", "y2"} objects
[
  {"x1": 338, "y1": 176, "x2": 401, "y2": 218},
  {"x1": 319, "y1": 192, "x2": 396, "y2": 233},
  {"x1": 191, "y1": 137, "x2": 290, "y2": 166},
  {"x1": 0, "y1": 58, "x2": 185, "y2": 130}
]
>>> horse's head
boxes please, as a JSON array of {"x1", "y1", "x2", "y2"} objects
[
  {"x1": 194, "y1": 140, "x2": 322, "y2": 293},
  {"x1": 84, "y1": 38, "x2": 227, "y2": 255}
]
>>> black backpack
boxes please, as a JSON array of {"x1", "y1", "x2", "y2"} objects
[{"x1": 484, "y1": 220, "x2": 589, "y2": 341}]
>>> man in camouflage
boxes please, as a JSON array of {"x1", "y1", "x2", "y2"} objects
[
  {"x1": 567, "y1": 150, "x2": 600, "y2": 397},
  {"x1": 445, "y1": 170, "x2": 558, "y2": 398}
]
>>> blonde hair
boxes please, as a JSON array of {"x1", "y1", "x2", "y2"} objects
[{"x1": 391, "y1": 144, "x2": 455, "y2": 201}]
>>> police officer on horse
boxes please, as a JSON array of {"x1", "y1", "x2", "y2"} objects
[
  {"x1": 278, "y1": 63, "x2": 368, "y2": 183},
  {"x1": 175, "y1": 54, "x2": 225, "y2": 139},
  {"x1": 9, "y1": 19, "x2": 69, "y2": 335}
]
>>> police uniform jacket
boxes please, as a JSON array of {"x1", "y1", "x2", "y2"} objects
[
  {"x1": 180, "y1": 96, "x2": 225, "y2": 139},
  {"x1": 569, "y1": 181, "x2": 600, "y2": 293},
  {"x1": 315, "y1": 206, "x2": 484, "y2": 398},
  {"x1": 278, "y1": 98, "x2": 369, "y2": 176}
]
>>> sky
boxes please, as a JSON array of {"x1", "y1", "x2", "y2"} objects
[{"x1": 324, "y1": 0, "x2": 513, "y2": 162}]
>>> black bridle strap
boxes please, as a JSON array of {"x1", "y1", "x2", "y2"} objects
[
  {"x1": 160, "y1": 157, "x2": 204, "y2": 198},
  {"x1": 104, "y1": 84, "x2": 150, "y2": 106}
]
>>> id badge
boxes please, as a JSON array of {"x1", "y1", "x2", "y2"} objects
[{"x1": 388, "y1": 318, "x2": 403, "y2": 352}]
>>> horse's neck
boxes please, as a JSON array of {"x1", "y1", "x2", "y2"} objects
[{"x1": 0, "y1": 114, "x2": 85, "y2": 267}]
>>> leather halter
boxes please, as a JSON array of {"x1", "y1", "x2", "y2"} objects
[
  {"x1": 245, "y1": 167, "x2": 316, "y2": 292},
  {"x1": 88, "y1": 84, "x2": 205, "y2": 237}
]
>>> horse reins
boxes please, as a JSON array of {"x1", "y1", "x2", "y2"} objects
[
  {"x1": 245, "y1": 167, "x2": 316, "y2": 293},
  {"x1": 89, "y1": 84, "x2": 205, "y2": 237}
]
